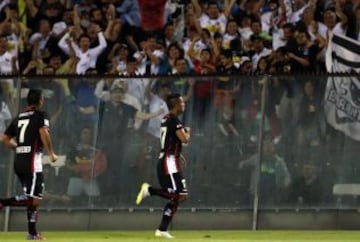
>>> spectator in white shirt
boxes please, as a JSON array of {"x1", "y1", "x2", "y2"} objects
[
  {"x1": 0, "y1": 36, "x2": 17, "y2": 75},
  {"x1": 301, "y1": 6, "x2": 327, "y2": 41},
  {"x1": 29, "y1": 19, "x2": 60, "y2": 61},
  {"x1": 222, "y1": 19, "x2": 240, "y2": 49},
  {"x1": 183, "y1": 26, "x2": 208, "y2": 60},
  {"x1": 288, "y1": 0, "x2": 309, "y2": 24},
  {"x1": 0, "y1": 36, "x2": 17, "y2": 101},
  {"x1": 58, "y1": 25, "x2": 107, "y2": 74},
  {"x1": 198, "y1": 0, "x2": 235, "y2": 36},
  {"x1": 133, "y1": 35, "x2": 164, "y2": 75},
  {"x1": 250, "y1": 34, "x2": 272, "y2": 71}
]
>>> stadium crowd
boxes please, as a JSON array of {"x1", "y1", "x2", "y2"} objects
[{"x1": 0, "y1": 0, "x2": 359, "y2": 207}]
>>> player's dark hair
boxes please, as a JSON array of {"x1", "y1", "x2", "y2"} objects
[
  {"x1": 27, "y1": 89, "x2": 42, "y2": 106},
  {"x1": 166, "y1": 93, "x2": 181, "y2": 110}
]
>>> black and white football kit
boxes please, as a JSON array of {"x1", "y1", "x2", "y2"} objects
[{"x1": 5, "y1": 108, "x2": 50, "y2": 199}]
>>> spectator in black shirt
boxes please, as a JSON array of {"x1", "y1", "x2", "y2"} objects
[{"x1": 287, "y1": 30, "x2": 322, "y2": 74}]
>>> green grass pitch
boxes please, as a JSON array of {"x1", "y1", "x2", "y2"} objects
[{"x1": 1, "y1": 231, "x2": 360, "y2": 241}]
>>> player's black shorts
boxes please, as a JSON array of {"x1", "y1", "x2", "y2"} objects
[
  {"x1": 157, "y1": 156, "x2": 188, "y2": 195},
  {"x1": 16, "y1": 172, "x2": 44, "y2": 199}
]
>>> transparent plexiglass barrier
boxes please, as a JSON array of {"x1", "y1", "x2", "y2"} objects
[{"x1": 0, "y1": 75, "x2": 359, "y2": 211}]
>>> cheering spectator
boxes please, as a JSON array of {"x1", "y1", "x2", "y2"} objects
[
  {"x1": 250, "y1": 18, "x2": 272, "y2": 43},
  {"x1": 29, "y1": 19, "x2": 62, "y2": 62},
  {"x1": 162, "y1": 22, "x2": 177, "y2": 47},
  {"x1": 159, "y1": 42, "x2": 186, "y2": 75},
  {"x1": 287, "y1": 29, "x2": 322, "y2": 74},
  {"x1": 198, "y1": 0, "x2": 235, "y2": 36},
  {"x1": 133, "y1": 35, "x2": 164, "y2": 75},
  {"x1": 191, "y1": 48, "x2": 216, "y2": 74},
  {"x1": 249, "y1": 34, "x2": 272, "y2": 71},
  {"x1": 58, "y1": 25, "x2": 107, "y2": 74},
  {"x1": 222, "y1": 19, "x2": 241, "y2": 50},
  {"x1": 0, "y1": 35, "x2": 18, "y2": 102},
  {"x1": 0, "y1": 35, "x2": 18, "y2": 75},
  {"x1": 123, "y1": 56, "x2": 141, "y2": 76},
  {"x1": 183, "y1": 27, "x2": 207, "y2": 60},
  {"x1": 107, "y1": 43, "x2": 130, "y2": 75}
]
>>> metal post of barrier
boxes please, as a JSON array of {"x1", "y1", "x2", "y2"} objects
[
  {"x1": 87, "y1": 76, "x2": 103, "y2": 229},
  {"x1": 252, "y1": 75, "x2": 269, "y2": 231}
]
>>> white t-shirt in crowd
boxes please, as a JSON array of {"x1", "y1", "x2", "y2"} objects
[
  {"x1": 199, "y1": 13, "x2": 227, "y2": 35},
  {"x1": 133, "y1": 50, "x2": 164, "y2": 75},
  {"x1": 251, "y1": 48, "x2": 272, "y2": 70},
  {"x1": 0, "y1": 51, "x2": 15, "y2": 74},
  {"x1": 146, "y1": 94, "x2": 168, "y2": 138},
  {"x1": 222, "y1": 33, "x2": 238, "y2": 49},
  {"x1": 58, "y1": 32, "x2": 107, "y2": 74},
  {"x1": 183, "y1": 38, "x2": 207, "y2": 59}
]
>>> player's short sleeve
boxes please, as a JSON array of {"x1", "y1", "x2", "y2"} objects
[
  {"x1": 4, "y1": 118, "x2": 18, "y2": 138},
  {"x1": 38, "y1": 111, "x2": 50, "y2": 129},
  {"x1": 170, "y1": 117, "x2": 183, "y2": 131}
]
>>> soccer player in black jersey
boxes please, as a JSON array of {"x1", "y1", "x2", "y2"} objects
[
  {"x1": 136, "y1": 93, "x2": 190, "y2": 239},
  {"x1": 1, "y1": 89, "x2": 57, "y2": 240}
]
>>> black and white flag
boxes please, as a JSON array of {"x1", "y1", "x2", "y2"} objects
[{"x1": 325, "y1": 33, "x2": 360, "y2": 141}]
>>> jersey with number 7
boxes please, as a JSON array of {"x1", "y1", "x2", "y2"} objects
[
  {"x1": 5, "y1": 109, "x2": 50, "y2": 173},
  {"x1": 159, "y1": 113, "x2": 184, "y2": 161}
]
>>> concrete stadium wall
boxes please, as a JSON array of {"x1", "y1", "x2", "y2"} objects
[{"x1": 2, "y1": 209, "x2": 360, "y2": 231}]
